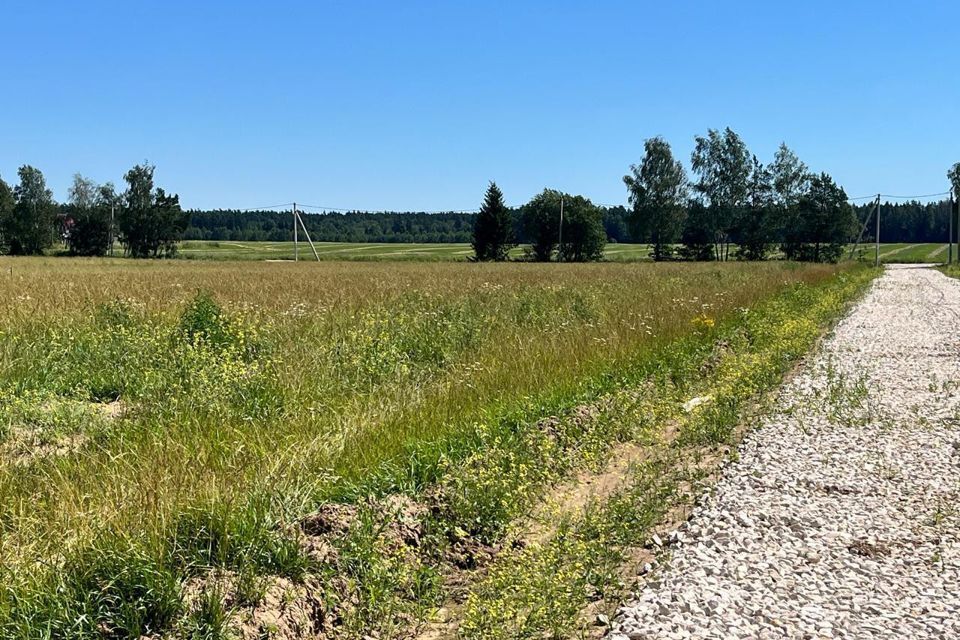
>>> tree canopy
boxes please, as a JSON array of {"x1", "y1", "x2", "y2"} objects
[
  {"x1": 690, "y1": 128, "x2": 752, "y2": 261},
  {"x1": 521, "y1": 189, "x2": 562, "y2": 261},
  {"x1": 624, "y1": 137, "x2": 687, "y2": 261},
  {"x1": 472, "y1": 182, "x2": 514, "y2": 261},
  {"x1": 556, "y1": 194, "x2": 606, "y2": 262},
  {"x1": 65, "y1": 174, "x2": 115, "y2": 256},
  {"x1": 783, "y1": 173, "x2": 856, "y2": 262},
  {"x1": 0, "y1": 175, "x2": 13, "y2": 253},
  {"x1": 118, "y1": 164, "x2": 188, "y2": 258},
  {"x1": 520, "y1": 189, "x2": 605, "y2": 262},
  {"x1": 2, "y1": 166, "x2": 57, "y2": 255}
]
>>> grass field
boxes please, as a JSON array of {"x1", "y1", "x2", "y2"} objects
[
  {"x1": 179, "y1": 240, "x2": 952, "y2": 264},
  {"x1": 178, "y1": 241, "x2": 654, "y2": 262},
  {"x1": 849, "y1": 242, "x2": 949, "y2": 263},
  {"x1": 0, "y1": 258, "x2": 875, "y2": 638}
]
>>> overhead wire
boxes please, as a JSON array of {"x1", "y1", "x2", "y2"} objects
[
  {"x1": 880, "y1": 191, "x2": 950, "y2": 200},
  {"x1": 238, "y1": 203, "x2": 294, "y2": 212},
  {"x1": 296, "y1": 202, "x2": 480, "y2": 214},
  {"x1": 849, "y1": 191, "x2": 950, "y2": 202},
  {"x1": 233, "y1": 191, "x2": 951, "y2": 213}
]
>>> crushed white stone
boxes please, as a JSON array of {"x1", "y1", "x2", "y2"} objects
[{"x1": 609, "y1": 266, "x2": 960, "y2": 640}]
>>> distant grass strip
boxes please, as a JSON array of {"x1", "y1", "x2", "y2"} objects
[{"x1": 175, "y1": 241, "x2": 655, "y2": 262}]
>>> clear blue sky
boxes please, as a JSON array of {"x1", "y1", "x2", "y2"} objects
[{"x1": 2, "y1": 1, "x2": 958, "y2": 210}]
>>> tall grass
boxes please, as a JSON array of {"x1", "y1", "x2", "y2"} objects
[{"x1": 0, "y1": 257, "x2": 853, "y2": 636}]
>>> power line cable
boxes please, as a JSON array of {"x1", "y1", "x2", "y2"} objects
[
  {"x1": 238, "y1": 203, "x2": 294, "y2": 212},
  {"x1": 849, "y1": 192, "x2": 951, "y2": 202},
  {"x1": 296, "y1": 202, "x2": 480, "y2": 214},
  {"x1": 879, "y1": 191, "x2": 950, "y2": 200},
  {"x1": 235, "y1": 190, "x2": 951, "y2": 215}
]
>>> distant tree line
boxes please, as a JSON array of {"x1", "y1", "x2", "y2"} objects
[
  {"x1": 0, "y1": 163, "x2": 187, "y2": 258},
  {"x1": 2, "y1": 151, "x2": 956, "y2": 261},
  {"x1": 471, "y1": 128, "x2": 860, "y2": 262},
  {"x1": 472, "y1": 129, "x2": 960, "y2": 263},
  {"x1": 185, "y1": 209, "x2": 476, "y2": 243},
  {"x1": 186, "y1": 205, "x2": 636, "y2": 249},
  {"x1": 852, "y1": 199, "x2": 958, "y2": 244},
  {"x1": 183, "y1": 195, "x2": 955, "y2": 252},
  {"x1": 621, "y1": 129, "x2": 857, "y2": 262}
]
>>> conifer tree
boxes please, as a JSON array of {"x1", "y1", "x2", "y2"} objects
[{"x1": 472, "y1": 181, "x2": 514, "y2": 261}]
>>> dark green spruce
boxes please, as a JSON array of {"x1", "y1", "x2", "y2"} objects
[{"x1": 472, "y1": 182, "x2": 514, "y2": 261}]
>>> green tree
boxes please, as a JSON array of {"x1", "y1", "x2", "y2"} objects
[
  {"x1": 66, "y1": 174, "x2": 114, "y2": 256},
  {"x1": 771, "y1": 144, "x2": 812, "y2": 260},
  {"x1": 557, "y1": 194, "x2": 606, "y2": 262},
  {"x1": 737, "y1": 157, "x2": 776, "y2": 260},
  {"x1": 624, "y1": 137, "x2": 688, "y2": 260},
  {"x1": 0, "y1": 175, "x2": 13, "y2": 252},
  {"x1": 678, "y1": 201, "x2": 715, "y2": 260},
  {"x1": 689, "y1": 128, "x2": 751, "y2": 261},
  {"x1": 119, "y1": 164, "x2": 189, "y2": 258},
  {"x1": 783, "y1": 173, "x2": 856, "y2": 262},
  {"x1": 521, "y1": 189, "x2": 562, "y2": 261},
  {"x1": 771, "y1": 143, "x2": 810, "y2": 206},
  {"x1": 472, "y1": 182, "x2": 514, "y2": 261},
  {"x1": 521, "y1": 189, "x2": 605, "y2": 262},
  {"x1": 949, "y1": 162, "x2": 960, "y2": 200},
  {"x1": 2, "y1": 166, "x2": 57, "y2": 255}
]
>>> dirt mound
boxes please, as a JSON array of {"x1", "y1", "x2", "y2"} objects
[{"x1": 233, "y1": 577, "x2": 327, "y2": 640}]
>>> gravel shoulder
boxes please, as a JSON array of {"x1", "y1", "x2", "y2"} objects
[{"x1": 610, "y1": 265, "x2": 960, "y2": 640}]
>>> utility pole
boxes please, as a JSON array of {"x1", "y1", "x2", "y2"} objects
[
  {"x1": 950, "y1": 196, "x2": 954, "y2": 265},
  {"x1": 296, "y1": 209, "x2": 321, "y2": 261},
  {"x1": 110, "y1": 204, "x2": 115, "y2": 257},
  {"x1": 875, "y1": 194, "x2": 881, "y2": 267},
  {"x1": 952, "y1": 195, "x2": 958, "y2": 265},
  {"x1": 557, "y1": 195, "x2": 564, "y2": 262},
  {"x1": 293, "y1": 202, "x2": 298, "y2": 262}
]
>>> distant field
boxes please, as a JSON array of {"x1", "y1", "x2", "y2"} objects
[
  {"x1": 179, "y1": 240, "x2": 955, "y2": 264},
  {"x1": 848, "y1": 242, "x2": 950, "y2": 264},
  {"x1": 178, "y1": 240, "x2": 653, "y2": 261}
]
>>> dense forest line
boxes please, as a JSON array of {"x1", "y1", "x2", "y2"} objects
[
  {"x1": 184, "y1": 206, "x2": 631, "y2": 245},
  {"x1": 852, "y1": 200, "x2": 956, "y2": 243},
  {"x1": 183, "y1": 209, "x2": 479, "y2": 243}
]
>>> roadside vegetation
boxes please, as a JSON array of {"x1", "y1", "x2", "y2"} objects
[{"x1": 0, "y1": 258, "x2": 874, "y2": 638}]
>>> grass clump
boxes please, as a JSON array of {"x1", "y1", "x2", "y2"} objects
[
  {"x1": 168, "y1": 500, "x2": 311, "y2": 579},
  {"x1": 1, "y1": 541, "x2": 182, "y2": 639},
  {"x1": 177, "y1": 290, "x2": 237, "y2": 351},
  {"x1": 181, "y1": 583, "x2": 231, "y2": 640}
]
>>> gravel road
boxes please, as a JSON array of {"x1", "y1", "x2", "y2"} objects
[{"x1": 609, "y1": 266, "x2": 960, "y2": 639}]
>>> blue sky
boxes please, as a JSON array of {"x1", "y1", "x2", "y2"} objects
[{"x1": 2, "y1": 1, "x2": 958, "y2": 210}]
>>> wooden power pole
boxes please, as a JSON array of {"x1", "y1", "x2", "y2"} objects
[
  {"x1": 949, "y1": 197, "x2": 954, "y2": 265},
  {"x1": 875, "y1": 194, "x2": 881, "y2": 267},
  {"x1": 557, "y1": 195, "x2": 564, "y2": 262}
]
